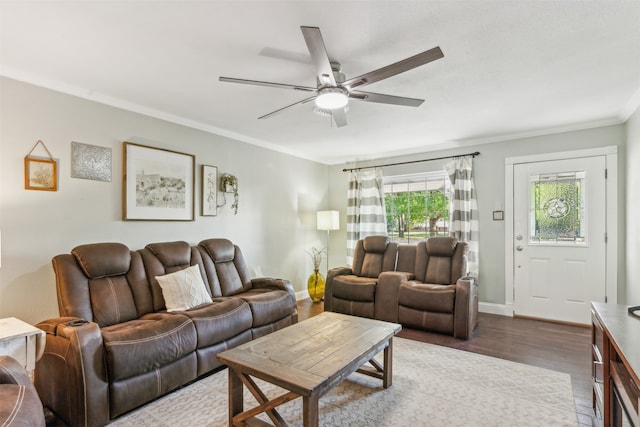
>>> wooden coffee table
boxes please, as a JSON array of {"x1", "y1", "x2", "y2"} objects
[{"x1": 217, "y1": 311, "x2": 401, "y2": 427}]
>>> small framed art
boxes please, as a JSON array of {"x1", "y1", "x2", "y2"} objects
[
  {"x1": 201, "y1": 165, "x2": 218, "y2": 216},
  {"x1": 25, "y1": 157, "x2": 57, "y2": 191}
]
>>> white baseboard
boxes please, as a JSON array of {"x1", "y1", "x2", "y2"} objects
[
  {"x1": 295, "y1": 290, "x2": 310, "y2": 301},
  {"x1": 479, "y1": 302, "x2": 513, "y2": 317}
]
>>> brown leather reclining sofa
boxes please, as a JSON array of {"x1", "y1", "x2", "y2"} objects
[
  {"x1": 325, "y1": 235, "x2": 477, "y2": 340},
  {"x1": 34, "y1": 238, "x2": 298, "y2": 427}
]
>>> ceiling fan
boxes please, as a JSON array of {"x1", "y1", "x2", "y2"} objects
[{"x1": 219, "y1": 26, "x2": 444, "y2": 128}]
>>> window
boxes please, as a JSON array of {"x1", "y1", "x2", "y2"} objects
[
  {"x1": 384, "y1": 171, "x2": 451, "y2": 243},
  {"x1": 529, "y1": 171, "x2": 586, "y2": 245}
]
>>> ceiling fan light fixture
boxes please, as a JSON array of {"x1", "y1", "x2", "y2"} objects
[
  {"x1": 313, "y1": 105, "x2": 349, "y2": 117},
  {"x1": 315, "y1": 87, "x2": 349, "y2": 110}
]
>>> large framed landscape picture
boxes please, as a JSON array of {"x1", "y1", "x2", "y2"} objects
[{"x1": 123, "y1": 142, "x2": 195, "y2": 221}]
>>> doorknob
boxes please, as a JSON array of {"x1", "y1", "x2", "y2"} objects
[{"x1": 516, "y1": 245, "x2": 523, "y2": 251}]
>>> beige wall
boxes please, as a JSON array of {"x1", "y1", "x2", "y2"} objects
[
  {"x1": 0, "y1": 77, "x2": 329, "y2": 325},
  {"x1": 625, "y1": 104, "x2": 640, "y2": 305},
  {"x1": 1, "y1": 76, "x2": 636, "y2": 325},
  {"x1": 328, "y1": 124, "x2": 627, "y2": 309}
]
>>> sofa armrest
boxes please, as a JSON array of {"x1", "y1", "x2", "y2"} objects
[
  {"x1": 35, "y1": 317, "x2": 109, "y2": 427},
  {"x1": 0, "y1": 355, "x2": 46, "y2": 427},
  {"x1": 375, "y1": 272, "x2": 414, "y2": 323},
  {"x1": 251, "y1": 277, "x2": 297, "y2": 308},
  {"x1": 324, "y1": 267, "x2": 353, "y2": 312},
  {"x1": 453, "y1": 277, "x2": 478, "y2": 340}
]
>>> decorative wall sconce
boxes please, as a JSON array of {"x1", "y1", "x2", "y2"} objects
[{"x1": 218, "y1": 173, "x2": 239, "y2": 214}]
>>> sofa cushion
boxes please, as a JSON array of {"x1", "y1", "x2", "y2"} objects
[
  {"x1": 177, "y1": 298, "x2": 253, "y2": 347},
  {"x1": 198, "y1": 239, "x2": 250, "y2": 296},
  {"x1": 72, "y1": 243, "x2": 131, "y2": 278},
  {"x1": 398, "y1": 282, "x2": 456, "y2": 313},
  {"x1": 425, "y1": 257, "x2": 454, "y2": 285},
  {"x1": 425, "y1": 237, "x2": 457, "y2": 257},
  {"x1": 90, "y1": 275, "x2": 138, "y2": 327},
  {"x1": 145, "y1": 241, "x2": 192, "y2": 269},
  {"x1": 101, "y1": 313, "x2": 197, "y2": 381},
  {"x1": 235, "y1": 289, "x2": 297, "y2": 327},
  {"x1": 156, "y1": 265, "x2": 213, "y2": 312},
  {"x1": 332, "y1": 276, "x2": 377, "y2": 302}
]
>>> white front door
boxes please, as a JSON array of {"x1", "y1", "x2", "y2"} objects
[{"x1": 513, "y1": 156, "x2": 607, "y2": 324}]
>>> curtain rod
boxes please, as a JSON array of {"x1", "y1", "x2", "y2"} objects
[{"x1": 341, "y1": 151, "x2": 480, "y2": 172}]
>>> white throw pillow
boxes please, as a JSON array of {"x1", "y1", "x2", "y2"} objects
[{"x1": 156, "y1": 265, "x2": 213, "y2": 312}]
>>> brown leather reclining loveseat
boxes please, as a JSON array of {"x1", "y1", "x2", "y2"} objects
[
  {"x1": 34, "y1": 238, "x2": 297, "y2": 427},
  {"x1": 325, "y1": 235, "x2": 477, "y2": 340}
]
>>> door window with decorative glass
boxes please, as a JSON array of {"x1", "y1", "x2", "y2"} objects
[{"x1": 529, "y1": 171, "x2": 586, "y2": 245}]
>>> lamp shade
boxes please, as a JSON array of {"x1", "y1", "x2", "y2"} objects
[{"x1": 317, "y1": 210, "x2": 339, "y2": 231}]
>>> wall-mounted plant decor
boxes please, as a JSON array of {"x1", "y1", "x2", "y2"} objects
[
  {"x1": 24, "y1": 140, "x2": 57, "y2": 191},
  {"x1": 219, "y1": 173, "x2": 239, "y2": 214},
  {"x1": 123, "y1": 141, "x2": 195, "y2": 221}
]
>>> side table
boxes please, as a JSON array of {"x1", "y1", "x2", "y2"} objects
[{"x1": 0, "y1": 317, "x2": 45, "y2": 379}]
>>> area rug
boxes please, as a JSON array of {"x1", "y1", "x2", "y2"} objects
[{"x1": 109, "y1": 337, "x2": 577, "y2": 426}]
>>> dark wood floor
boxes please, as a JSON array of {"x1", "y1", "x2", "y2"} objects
[{"x1": 297, "y1": 299, "x2": 594, "y2": 427}]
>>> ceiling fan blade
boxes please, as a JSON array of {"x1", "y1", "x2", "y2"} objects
[
  {"x1": 332, "y1": 108, "x2": 348, "y2": 127},
  {"x1": 349, "y1": 90, "x2": 424, "y2": 107},
  {"x1": 219, "y1": 77, "x2": 316, "y2": 93},
  {"x1": 342, "y1": 46, "x2": 444, "y2": 90},
  {"x1": 300, "y1": 26, "x2": 336, "y2": 86},
  {"x1": 258, "y1": 96, "x2": 317, "y2": 120}
]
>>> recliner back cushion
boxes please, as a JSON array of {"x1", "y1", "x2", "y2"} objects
[
  {"x1": 71, "y1": 243, "x2": 144, "y2": 327},
  {"x1": 73, "y1": 243, "x2": 131, "y2": 278},
  {"x1": 415, "y1": 237, "x2": 468, "y2": 285},
  {"x1": 142, "y1": 241, "x2": 212, "y2": 311},
  {"x1": 89, "y1": 276, "x2": 138, "y2": 327},
  {"x1": 145, "y1": 241, "x2": 192, "y2": 273},
  {"x1": 425, "y1": 257, "x2": 453, "y2": 284},
  {"x1": 199, "y1": 239, "x2": 252, "y2": 296},
  {"x1": 352, "y1": 236, "x2": 397, "y2": 278}
]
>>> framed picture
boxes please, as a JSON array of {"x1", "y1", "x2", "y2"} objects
[
  {"x1": 123, "y1": 142, "x2": 195, "y2": 221},
  {"x1": 24, "y1": 157, "x2": 57, "y2": 191},
  {"x1": 201, "y1": 165, "x2": 218, "y2": 216}
]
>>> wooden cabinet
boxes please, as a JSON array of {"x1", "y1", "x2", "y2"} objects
[
  {"x1": 591, "y1": 303, "x2": 640, "y2": 426},
  {"x1": 592, "y1": 311, "x2": 605, "y2": 425}
]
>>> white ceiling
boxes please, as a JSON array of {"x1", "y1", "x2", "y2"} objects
[{"x1": 2, "y1": 1, "x2": 639, "y2": 165}]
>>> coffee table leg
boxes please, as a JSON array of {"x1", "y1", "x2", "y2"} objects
[
  {"x1": 383, "y1": 337, "x2": 393, "y2": 389},
  {"x1": 228, "y1": 368, "x2": 243, "y2": 426},
  {"x1": 302, "y1": 394, "x2": 319, "y2": 427}
]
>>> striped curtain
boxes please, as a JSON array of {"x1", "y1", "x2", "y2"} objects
[
  {"x1": 346, "y1": 169, "x2": 387, "y2": 266},
  {"x1": 445, "y1": 157, "x2": 479, "y2": 277}
]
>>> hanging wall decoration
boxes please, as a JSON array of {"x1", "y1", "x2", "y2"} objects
[
  {"x1": 24, "y1": 140, "x2": 57, "y2": 191},
  {"x1": 71, "y1": 141, "x2": 112, "y2": 182},
  {"x1": 201, "y1": 165, "x2": 218, "y2": 216},
  {"x1": 218, "y1": 173, "x2": 239, "y2": 214},
  {"x1": 123, "y1": 141, "x2": 195, "y2": 221}
]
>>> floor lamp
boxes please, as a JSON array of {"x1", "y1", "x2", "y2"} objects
[{"x1": 316, "y1": 210, "x2": 340, "y2": 274}]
